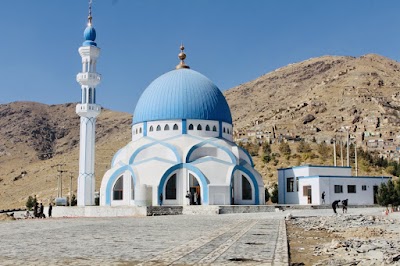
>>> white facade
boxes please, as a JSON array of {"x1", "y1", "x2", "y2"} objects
[{"x1": 278, "y1": 165, "x2": 390, "y2": 205}]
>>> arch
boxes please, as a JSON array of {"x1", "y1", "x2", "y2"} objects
[
  {"x1": 242, "y1": 175, "x2": 252, "y2": 200},
  {"x1": 105, "y1": 165, "x2": 138, "y2": 205},
  {"x1": 165, "y1": 173, "x2": 177, "y2": 199},
  {"x1": 113, "y1": 176, "x2": 123, "y2": 200},
  {"x1": 173, "y1": 124, "x2": 179, "y2": 130},
  {"x1": 149, "y1": 125, "x2": 154, "y2": 132},
  {"x1": 186, "y1": 140, "x2": 237, "y2": 164},
  {"x1": 197, "y1": 124, "x2": 202, "y2": 130},
  {"x1": 238, "y1": 146, "x2": 255, "y2": 167},
  {"x1": 164, "y1": 124, "x2": 170, "y2": 131},
  {"x1": 230, "y1": 165, "x2": 260, "y2": 204},
  {"x1": 212, "y1": 125, "x2": 217, "y2": 132},
  {"x1": 158, "y1": 163, "x2": 209, "y2": 205},
  {"x1": 129, "y1": 140, "x2": 181, "y2": 164},
  {"x1": 188, "y1": 124, "x2": 194, "y2": 130},
  {"x1": 205, "y1": 125, "x2": 210, "y2": 131},
  {"x1": 156, "y1": 125, "x2": 161, "y2": 131}
]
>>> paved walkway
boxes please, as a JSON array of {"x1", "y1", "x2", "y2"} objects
[{"x1": 0, "y1": 207, "x2": 391, "y2": 265}]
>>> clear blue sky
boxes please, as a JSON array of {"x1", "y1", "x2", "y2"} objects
[{"x1": 0, "y1": 0, "x2": 399, "y2": 113}]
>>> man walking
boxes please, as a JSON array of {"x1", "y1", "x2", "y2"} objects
[
  {"x1": 332, "y1": 200, "x2": 340, "y2": 214},
  {"x1": 321, "y1": 191, "x2": 326, "y2": 204}
]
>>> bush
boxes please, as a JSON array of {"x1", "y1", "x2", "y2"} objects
[
  {"x1": 279, "y1": 142, "x2": 291, "y2": 156},
  {"x1": 297, "y1": 140, "x2": 311, "y2": 153},
  {"x1": 271, "y1": 183, "x2": 279, "y2": 203},
  {"x1": 264, "y1": 187, "x2": 270, "y2": 203},
  {"x1": 26, "y1": 195, "x2": 37, "y2": 211}
]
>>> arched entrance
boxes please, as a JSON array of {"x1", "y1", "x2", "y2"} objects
[{"x1": 188, "y1": 173, "x2": 202, "y2": 205}]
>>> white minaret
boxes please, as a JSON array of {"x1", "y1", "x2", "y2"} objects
[{"x1": 76, "y1": 2, "x2": 101, "y2": 206}]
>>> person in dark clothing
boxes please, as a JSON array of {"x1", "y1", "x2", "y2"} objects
[
  {"x1": 39, "y1": 203, "x2": 44, "y2": 218},
  {"x1": 48, "y1": 203, "x2": 53, "y2": 218},
  {"x1": 321, "y1": 191, "x2": 326, "y2": 204},
  {"x1": 332, "y1": 200, "x2": 340, "y2": 214},
  {"x1": 342, "y1": 199, "x2": 348, "y2": 213},
  {"x1": 33, "y1": 202, "x2": 38, "y2": 218}
]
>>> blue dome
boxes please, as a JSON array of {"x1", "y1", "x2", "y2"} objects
[
  {"x1": 133, "y1": 69, "x2": 232, "y2": 124},
  {"x1": 83, "y1": 26, "x2": 97, "y2": 46}
]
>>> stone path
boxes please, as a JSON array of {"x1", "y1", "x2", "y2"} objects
[{"x1": 0, "y1": 213, "x2": 288, "y2": 265}]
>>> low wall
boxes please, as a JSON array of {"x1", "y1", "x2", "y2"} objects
[
  {"x1": 52, "y1": 206, "x2": 147, "y2": 217},
  {"x1": 182, "y1": 205, "x2": 220, "y2": 215},
  {"x1": 219, "y1": 205, "x2": 276, "y2": 214}
]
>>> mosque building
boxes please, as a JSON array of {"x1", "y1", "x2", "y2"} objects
[{"x1": 75, "y1": 2, "x2": 265, "y2": 208}]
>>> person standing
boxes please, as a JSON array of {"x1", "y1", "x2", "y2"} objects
[
  {"x1": 332, "y1": 200, "x2": 340, "y2": 214},
  {"x1": 342, "y1": 199, "x2": 348, "y2": 213},
  {"x1": 193, "y1": 192, "x2": 198, "y2": 205},
  {"x1": 48, "y1": 203, "x2": 53, "y2": 218},
  {"x1": 33, "y1": 202, "x2": 38, "y2": 218},
  {"x1": 39, "y1": 203, "x2": 44, "y2": 218},
  {"x1": 321, "y1": 191, "x2": 326, "y2": 204},
  {"x1": 186, "y1": 191, "x2": 191, "y2": 205}
]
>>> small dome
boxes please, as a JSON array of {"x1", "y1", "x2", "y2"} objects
[
  {"x1": 133, "y1": 68, "x2": 232, "y2": 124},
  {"x1": 83, "y1": 26, "x2": 97, "y2": 46}
]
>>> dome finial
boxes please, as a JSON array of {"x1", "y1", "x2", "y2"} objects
[
  {"x1": 88, "y1": 0, "x2": 93, "y2": 26},
  {"x1": 176, "y1": 44, "x2": 190, "y2": 69}
]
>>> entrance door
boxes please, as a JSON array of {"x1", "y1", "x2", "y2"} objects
[
  {"x1": 189, "y1": 173, "x2": 201, "y2": 205},
  {"x1": 373, "y1": 186, "x2": 379, "y2": 204}
]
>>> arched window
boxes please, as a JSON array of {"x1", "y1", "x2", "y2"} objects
[
  {"x1": 173, "y1": 124, "x2": 179, "y2": 130},
  {"x1": 88, "y1": 88, "x2": 93, "y2": 104},
  {"x1": 131, "y1": 177, "x2": 135, "y2": 200},
  {"x1": 205, "y1": 125, "x2": 210, "y2": 131},
  {"x1": 139, "y1": 127, "x2": 142, "y2": 133},
  {"x1": 188, "y1": 124, "x2": 194, "y2": 130},
  {"x1": 165, "y1": 174, "x2": 177, "y2": 200},
  {"x1": 164, "y1": 124, "x2": 170, "y2": 131},
  {"x1": 113, "y1": 176, "x2": 123, "y2": 200},
  {"x1": 212, "y1": 125, "x2": 217, "y2": 132},
  {"x1": 242, "y1": 175, "x2": 252, "y2": 200},
  {"x1": 156, "y1": 125, "x2": 161, "y2": 131},
  {"x1": 149, "y1": 126, "x2": 154, "y2": 132},
  {"x1": 223, "y1": 127, "x2": 226, "y2": 133},
  {"x1": 227, "y1": 128, "x2": 230, "y2": 134},
  {"x1": 197, "y1": 124, "x2": 202, "y2": 130},
  {"x1": 135, "y1": 128, "x2": 138, "y2": 134}
]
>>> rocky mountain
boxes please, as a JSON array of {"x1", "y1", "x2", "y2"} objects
[
  {"x1": 225, "y1": 54, "x2": 400, "y2": 144},
  {"x1": 1, "y1": 54, "x2": 399, "y2": 209}
]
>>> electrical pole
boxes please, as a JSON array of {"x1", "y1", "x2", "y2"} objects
[
  {"x1": 70, "y1": 173, "x2": 73, "y2": 206},
  {"x1": 347, "y1": 129, "x2": 350, "y2": 167},
  {"x1": 333, "y1": 138, "x2": 337, "y2": 166},
  {"x1": 340, "y1": 137, "x2": 344, "y2": 166},
  {"x1": 355, "y1": 140, "x2": 358, "y2": 176}
]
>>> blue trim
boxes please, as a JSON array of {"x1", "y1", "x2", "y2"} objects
[
  {"x1": 219, "y1": 121, "x2": 223, "y2": 138},
  {"x1": 185, "y1": 139, "x2": 237, "y2": 164},
  {"x1": 128, "y1": 140, "x2": 181, "y2": 164},
  {"x1": 182, "y1": 119, "x2": 187, "y2": 134},
  {"x1": 231, "y1": 165, "x2": 260, "y2": 205},
  {"x1": 131, "y1": 157, "x2": 177, "y2": 166},
  {"x1": 278, "y1": 165, "x2": 351, "y2": 171},
  {"x1": 238, "y1": 146, "x2": 254, "y2": 167},
  {"x1": 105, "y1": 165, "x2": 137, "y2": 205},
  {"x1": 191, "y1": 156, "x2": 234, "y2": 166},
  {"x1": 143, "y1": 121, "x2": 147, "y2": 136},
  {"x1": 111, "y1": 148, "x2": 123, "y2": 167},
  {"x1": 299, "y1": 175, "x2": 391, "y2": 179},
  {"x1": 158, "y1": 163, "x2": 209, "y2": 205}
]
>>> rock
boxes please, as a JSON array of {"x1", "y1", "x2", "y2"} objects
[{"x1": 303, "y1": 114, "x2": 315, "y2": 124}]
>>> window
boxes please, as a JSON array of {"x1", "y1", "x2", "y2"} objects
[
  {"x1": 287, "y1": 177, "x2": 294, "y2": 192},
  {"x1": 197, "y1": 124, "x2": 202, "y2": 130},
  {"x1": 362, "y1": 185, "x2": 367, "y2": 191},
  {"x1": 164, "y1": 124, "x2": 170, "y2": 131},
  {"x1": 135, "y1": 128, "x2": 138, "y2": 134},
  {"x1": 93, "y1": 88, "x2": 96, "y2": 103},
  {"x1": 227, "y1": 128, "x2": 230, "y2": 134},
  {"x1": 296, "y1": 177, "x2": 299, "y2": 192},
  {"x1": 165, "y1": 174, "x2": 177, "y2": 200},
  {"x1": 113, "y1": 176, "x2": 123, "y2": 200},
  {"x1": 139, "y1": 127, "x2": 142, "y2": 133},
  {"x1": 131, "y1": 178, "x2": 135, "y2": 200},
  {"x1": 223, "y1": 127, "x2": 226, "y2": 133},
  {"x1": 188, "y1": 124, "x2": 194, "y2": 130},
  {"x1": 88, "y1": 88, "x2": 93, "y2": 104},
  {"x1": 82, "y1": 89, "x2": 87, "y2": 104},
  {"x1": 348, "y1": 185, "x2": 356, "y2": 193},
  {"x1": 173, "y1": 124, "x2": 179, "y2": 130},
  {"x1": 205, "y1": 125, "x2": 210, "y2": 131},
  {"x1": 303, "y1": 186, "x2": 311, "y2": 196},
  {"x1": 149, "y1": 126, "x2": 154, "y2": 132},
  {"x1": 334, "y1": 185, "x2": 343, "y2": 193},
  {"x1": 212, "y1": 126, "x2": 217, "y2": 132},
  {"x1": 156, "y1": 125, "x2": 161, "y2": 131},
  {"x1": 242, "y1": 175, "x2": 252, "y2": 200}
]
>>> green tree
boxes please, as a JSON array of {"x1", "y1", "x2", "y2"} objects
[
  {"x1": 271, "y1": 183, "x2": 279, "y2": 203},
  {"x1": 264, "y1": 187, "x2": 270, "y2": 203},
  {"x1": 262, "y1": 142, "x2": 272, "y2": 163},
  {"x1": 26, "y1": 196, "x2": 35, "y2": 210}
]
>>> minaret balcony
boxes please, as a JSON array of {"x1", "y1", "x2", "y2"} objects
[
  {"x1": 76, "y1": 103, "x2": 101, "y2": 117},
  {"x1": 77, "y1": 72, "x2": 101, "y2": 87}
]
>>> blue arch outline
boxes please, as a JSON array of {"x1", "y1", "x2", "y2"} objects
[
  {"x1": 105, "y1": 165, "x2": 137, "y2": 205},
  {"x1": 238, "y1": 146, "x2": 254, "y2": 167},
  {"x1": 129, "y1": 140, "x2": 181, "y2": 164},
  {"x1": 231, "y1": 165, "x2": 260, "y2": 205},
  {"x1": 158, "y1": 163, "x2": 209, "y2": 205},
  {"x1": 111, "y1": 148, "x2": 124, "y2": 167},
  {"x1": 185, "y1": 140, "x2": 237, "y2": 164}
]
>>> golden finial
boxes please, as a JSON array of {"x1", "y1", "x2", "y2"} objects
[
  {"x1": 176, "y1": 44, "x2": 190, "y2": 69},
  {"x1": 88, "y1": 0, "x2": 93, "y2": 26}
]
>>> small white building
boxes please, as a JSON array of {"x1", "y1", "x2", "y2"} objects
[{"x1": 278, "y1": 165, "x2": 390, "y2": 205}]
